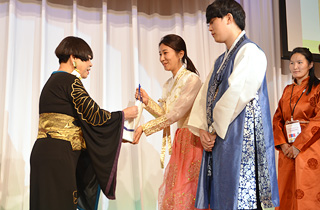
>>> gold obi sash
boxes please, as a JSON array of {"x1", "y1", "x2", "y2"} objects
[{"x1": 37, "y1": 113, "x2": 86, "y2": 151}]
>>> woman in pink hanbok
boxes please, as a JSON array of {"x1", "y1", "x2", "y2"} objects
[{"x1": 133, "y1": 34, "x2": 204, "y2": 210}]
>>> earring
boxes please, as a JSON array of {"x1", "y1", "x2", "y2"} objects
[{"x1": 73, "y1": 61, "x2": 79, "y2": 73}]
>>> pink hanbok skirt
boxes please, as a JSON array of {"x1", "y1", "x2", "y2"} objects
[{"x1": 158, "y1": 128, "x2": 208, "y2": 210}]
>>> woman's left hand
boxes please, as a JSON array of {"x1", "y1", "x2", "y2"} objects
[
  {"x1": 133, "y1": 126, "x2": 143, "y2": 144},
  {"x1": 292, "y1": 146, "x2": 300, "y2": 158},
  {"x1": 285, "y1": 145, "x2": 300, "y2": 159}
]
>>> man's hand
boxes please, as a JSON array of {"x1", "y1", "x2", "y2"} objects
[{"x1": 199, "y1": 129, "x2": 216, "y2": 152}]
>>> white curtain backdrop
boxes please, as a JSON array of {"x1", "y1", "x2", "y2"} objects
[{"x1": 0, "y1": 0, "x2": 291, "y2": 209}]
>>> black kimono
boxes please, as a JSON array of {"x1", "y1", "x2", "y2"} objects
[{"x1": 30, "y1": 71, "x2": 124, "y2": 210}]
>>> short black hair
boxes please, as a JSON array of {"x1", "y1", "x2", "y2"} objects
[
  {"x1": 55, "y1": 36, "x2": 93, "y2": 64},
  {"x1": 206, "y1": 0, "x2": 246, "y2": 31}
]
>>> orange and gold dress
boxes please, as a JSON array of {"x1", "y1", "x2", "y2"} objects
[
  {"x1": 273, "y1": 77, "x2": 320, "y2": 209},
  {"x1": 141, "y1": 67, "x2": 204, "y2": 210}
]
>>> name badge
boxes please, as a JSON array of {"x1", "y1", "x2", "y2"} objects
[{"x1": 285, "y1": 120, "x2": 301, "y2": 143}]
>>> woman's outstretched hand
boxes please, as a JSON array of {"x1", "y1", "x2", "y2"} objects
[
  {"x1": 133, "y1": 126, "x2": 143, "y2": 144},
  {"x1": 135, "y1": 87, "x2": 149, "y2": 105}
]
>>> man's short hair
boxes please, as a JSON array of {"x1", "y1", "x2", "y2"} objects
[{"x1": 206, "y1": 0, "x2": 246, "y2": 31}]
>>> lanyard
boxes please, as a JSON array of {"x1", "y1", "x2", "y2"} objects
[{"x1": 289, "y1": 85, "x2": 306, "y2": 121}]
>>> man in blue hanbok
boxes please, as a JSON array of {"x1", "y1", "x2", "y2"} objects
[{"x1": 188, "y1": 0, "x2": 279, "y2": 209}]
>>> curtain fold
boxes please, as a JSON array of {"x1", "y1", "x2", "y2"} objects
[{"x1": 0, "y1": 0, "x2": 286, "y2": 209}]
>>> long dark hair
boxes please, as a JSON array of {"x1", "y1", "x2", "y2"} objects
[
  {"x1": 159, "y1": 34, "x2": 199, "y2": 76},
  {"x1": 290, "y1": 47, "x2": 319, "y2": 95}
]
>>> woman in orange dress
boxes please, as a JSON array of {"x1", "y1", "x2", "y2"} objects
[
  {"x1": 133, "y1": 34, "x2": 204, "y2": 210},
  {"x1": 273, "y1": 47, "x2": 320, "y2": 209}
]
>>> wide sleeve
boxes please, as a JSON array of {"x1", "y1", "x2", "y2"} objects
[
  {"x1": 142, "y1": 74, "x2": 202, "y2": 136},
  {"x1": 212, "y1": 43, "x2": 267, "y2": 139},
  {"x1": 187, "y1": 68, "x2": 213, "y2": 137},
  {"x1": 293, "y1": 87, "x2": 320, "y2": 151},
  {"x1": 272, "y1": 88, "x2": 288, "y2": 149},
  {"x1": 71, "y1": 79, "x2": 124, "y2": 202}
]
